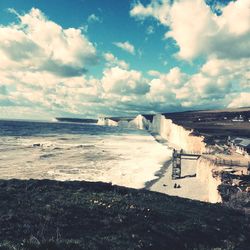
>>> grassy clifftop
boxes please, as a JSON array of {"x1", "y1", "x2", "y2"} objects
[{"x1": 0, "y1": 179, "x2": 249, "y2": 250}]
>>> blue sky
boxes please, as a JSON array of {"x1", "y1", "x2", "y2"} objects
[{"x1": 0, "y1": 0, "x2": 249, "y2": 119}]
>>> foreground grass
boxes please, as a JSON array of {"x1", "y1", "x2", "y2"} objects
[{"x1": 0, "y1": 179, "x2": 249, "y2": 250}]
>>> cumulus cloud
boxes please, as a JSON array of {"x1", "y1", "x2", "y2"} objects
[
  {"x1": 131, "y1": 0, "x2": 250, "y2": 60},
  {"x1": 228, "y1": 93, "x2": 250, "y2": 108},
  {"x1": 148, "y1": 67, "x2": 188, "y2": 103},
  {"x1": 113, "y1": 41, "x2": 135, "y2": 54},
  {"x1": 102, "y1": 66, "x2": 150, "y2": 95},
  {"x1": 104, "y1": 53, "x2": 129, "y2": 69},
  {"x1": 0, "y1": 5, "x2": 248, "y2": 119},
  {"x1": 130, "y1": 0, "x2": 171, "y2": 25},
  {"x1": 147, "y1": 57, "x2": 250, "y2": 108},
  {"x1": 129, "y1": 0, "x2": 250, "y2": 110},
  {"x1": 0, "y1": 8, "x2": 98, "y2": 75},
  {"x1": 0, "y1": 7, "x2": 150, "y2": 119},
  {"x1": 0, "y1": 8, "x2": 103, "y2": 118}
]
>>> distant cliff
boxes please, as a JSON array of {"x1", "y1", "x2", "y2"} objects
[
  {"x1": 97, "y1": 117, "x2": 118, "y2": 126},
  {"x1": 97, "y1": 114, "x2": 206, "y2": 153},
  {"x1": 56, "y1": 117, "x2": 98, "y2": 124},
  {"x1": 97, "y1": 115, "x2": 152, "y2": 130}
]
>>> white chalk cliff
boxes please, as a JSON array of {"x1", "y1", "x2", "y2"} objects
[
  {"x1": 149, "y1": 114, "x2": 206, "y2": 154},
  {"x1": 196, "y1": 157, "x2": 222, "y2": 203},
  {"x1": 97, "y1": 117, "x2": 118, "y2": 126},
  {"x1": 98, "y1": 114, "x2": 206, "y2": 153},
  {"x1": 128, "y1": 115, "x2": 151, "y2": 130},
  {"x1": 97, "y1": 115, "x2": 151, "y2": 130}
]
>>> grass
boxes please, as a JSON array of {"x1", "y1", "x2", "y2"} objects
[{"x1": 0, "y1": 179, "x2": 249, "y2": 250}]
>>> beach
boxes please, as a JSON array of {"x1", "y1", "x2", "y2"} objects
[
  {"x1": 148, "y1": 158, "x2": 209, "y2": 201},
  {"x1": 145, "y1": 133, "x2": 209, "y2": 201}
]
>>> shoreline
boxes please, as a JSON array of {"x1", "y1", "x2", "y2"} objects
[
  {"x1": 147, "y1": 132, "x2": 209, "y2": 202},
  {"x1": 143, "y1": 131, "x2": 173, "y2": 190},
  {"x1": 144, "y1": 159, "x2": 172, "y2": 190},
  {"x1": 149, "y1": 158, "x2": 209, "y2": 202}
]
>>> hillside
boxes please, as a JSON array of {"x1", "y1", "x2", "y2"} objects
[
  {"x1": 162, "y1": 108, "x2": 250, "y2": 140},
  {"x1": 0, "y1": 179, "x2": 249, "y2": 250}
]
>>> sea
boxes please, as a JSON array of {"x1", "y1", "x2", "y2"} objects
[{"x1": 0, "y1": 120, "x2": 171, "y2": 188}]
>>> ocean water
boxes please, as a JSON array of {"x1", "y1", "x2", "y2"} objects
[{"x1": 0, "y1": 120, "x2": 171, "y2": 188}]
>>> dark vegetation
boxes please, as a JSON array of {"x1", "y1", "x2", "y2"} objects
[
  {"x1": 0, "y1": 179, "x2": 249, "y2": 250},
  {"x1": 218, "y1": 175, "x2": 250, "y2": 203},
  {"x1": 224, "y1": 192, "x2": 250, "y2": 213}
]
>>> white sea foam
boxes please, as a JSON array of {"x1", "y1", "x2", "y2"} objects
[{"x1": 0, "y1": 129, "x2": 171, "y2": 188}]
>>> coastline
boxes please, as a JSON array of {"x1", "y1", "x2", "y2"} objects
[
  {"x1": 149, "y1": 158, "x2": 209, "y2": 201},
  {"x1": 146, "y1": 132, "x2": 209, "y2": 202},
  {"x1": 144, "y1": 159, "x2": 172, "y2": 190}
]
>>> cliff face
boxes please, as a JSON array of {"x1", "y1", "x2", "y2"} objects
[
  {"x1": 98, "y1": 115, "x2": 151, "y2": 130},
  {"x1": 128, "y1": 115, "x2": 151, "y2": 130},
  {"x1": 97, "y1": 118, "x2": 118, "y2": 126},
  {"x1": 196, "y1": 157, "x2": 222, "y2": 203},
  {"x1": 150, "y1": 114, "x2": 206, "y2": 153},
  {"x1": 98, "y1": 114, "x2": 206, "y2": 153}
]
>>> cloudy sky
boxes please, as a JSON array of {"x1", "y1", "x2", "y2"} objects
[{"x1": 0, "y1": 0, "x2": 249, "y2": 120}]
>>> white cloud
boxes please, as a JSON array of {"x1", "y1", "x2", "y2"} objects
[
  {"x1": 148, "y1": 67, "x2": 188, "y2": 103},
  {"x1": 87, "y1": 14, "x2": 102, "y2": 23},
  {"x1": 0, "y1": 6, "x2": 248, "y2": 119},
  {"x1": 102, "y1": 66, "x2": 149, "y2": 95},
  {"x1": 0, "y1": 8, "x2": 98, "y2": 76},
  {"x1": 0, "y1": 106, "x2": 54, "y2": 120},
  {"x1": 147, "y1": 70, "x2": 161, "y2": 77},
  {"x1": 131, "y1": 0, "x2": 250, "y2": 60},
  {"x1": 130, "y1": 0, "x2": 171, "y2": 26},
  {"x1": 228, "y1": 93, "x2": 250, "y2": 108},
  {"x1": 0, "y1": 8, "x2": 153, "y2": 118},
  {"x1": 147, "y1": 57, "x2": 250, "y2": 108},
  {"x1": 0, "y1": 8, "x2": 103, "y2": 118},
  {"x1": 146, "y1": 25, "x2": 155, "y2": 35},
  {"x1": 113, "y1": 41, "x2": 135, "y2": 54},
  {"x1": 104, "y1": 53, "x2": 129, "y2": 69}
]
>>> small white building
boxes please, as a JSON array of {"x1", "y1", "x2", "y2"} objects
[{"x1": 232, "y1": 115, "x2": 244, "y2": 122}]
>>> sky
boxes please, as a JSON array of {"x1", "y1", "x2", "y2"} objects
[{"x1": 0, "y1": 0, "x2": 249, "y2": 120}]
